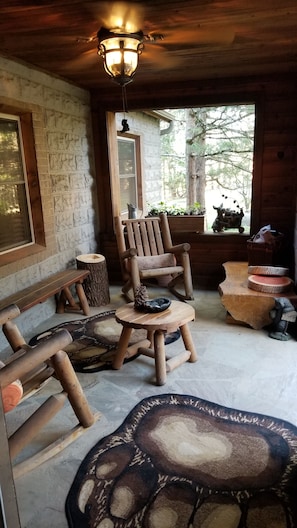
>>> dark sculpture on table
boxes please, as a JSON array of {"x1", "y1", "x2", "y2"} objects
[
  {"x1": 269, "y1": 297, "x2": 297, "y2": 341},
  {"x1": 134, "y1": 284, "x2": 171, "y2": 313},
  {"x1": 212, "y1": 198, "x2": 244, "y2": 233}
]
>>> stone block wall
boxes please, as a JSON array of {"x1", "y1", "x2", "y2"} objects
[{"x1": 0, "y1": 57, "x2": 98, "y2": 345}]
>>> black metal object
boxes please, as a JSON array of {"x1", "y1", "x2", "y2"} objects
[
  {"x1": 134, "y1": 297, "x2": 171, "y2": 313},
  {"x1": 212, "y1": 202, "x2": 244, "y2": 233}
]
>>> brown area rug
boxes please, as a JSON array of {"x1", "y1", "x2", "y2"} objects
[
  {"x1": 29, "y1": 310, "x2": 180, "y2": 373},
  {"x1": 65, "y1": 393, "x2": 297, "y2": 528}
]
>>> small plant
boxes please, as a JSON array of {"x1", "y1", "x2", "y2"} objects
[{"x1": 147, "y1": 201, "x2": 205, "y2": 217}]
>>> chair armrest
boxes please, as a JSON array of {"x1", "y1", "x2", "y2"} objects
[
  {"x1": 167, "y1": 242, "x2": 191, "y2": 254},
  {"x1": 120, "y1": 247, "x2": 138, "y2": 260}
]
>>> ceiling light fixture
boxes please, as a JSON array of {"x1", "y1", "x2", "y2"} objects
[{"x1": 97, "y1": 27, "x2": 144, "y2": 87}]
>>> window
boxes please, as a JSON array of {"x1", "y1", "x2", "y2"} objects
[
  {"x1": 160, "y1": 104, "x2": 256, "y2": 233},
  {"x1": 117, "y1": 135, "x2": 142, "y2": 214},
  {"x1": 0, "y1": 109, "x2": 45, "y2": 264},
  {"x1": 0, "y1": 114, "x2": 33, "y2": 252}
]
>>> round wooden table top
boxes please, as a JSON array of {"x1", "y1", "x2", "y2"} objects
[{"x1": 115, "y1": 300, "x2": 195, "y2": 332}]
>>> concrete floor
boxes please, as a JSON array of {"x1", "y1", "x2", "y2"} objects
[{"x1": 3, "y1": 285, "x2": 297, "y2": 527}]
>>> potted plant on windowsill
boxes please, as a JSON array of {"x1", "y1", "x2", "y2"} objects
[{"x1": 147, "y1": 202, "x2": 205, "y2": 233}]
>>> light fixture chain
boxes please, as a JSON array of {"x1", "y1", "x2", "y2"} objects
[{"x1": 122, "y1": 85, "x2": 128, "y2": 115}]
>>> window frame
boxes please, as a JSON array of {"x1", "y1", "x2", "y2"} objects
[
  {"x1": 0, "y1": 112, "x2": 35, "y2": 252},
  {"x1": 160, "y1": 102, "x2": 257, "y2": 235},
  {"x1": 0, "y1": 106, "x2": 45, "y2": 266},
  {"x1": 117, "y1": 132, "x2": 143, "y2": 216},
  {"x1": 100, "y1": 93, "x2": 263, "y2": 237}
]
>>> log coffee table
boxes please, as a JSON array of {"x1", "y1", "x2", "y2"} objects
[{"x1": 113, "y1": 300, "x2": 197, "y2": 385}]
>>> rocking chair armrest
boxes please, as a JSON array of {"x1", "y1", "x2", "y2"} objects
[
  {"x1": 120, "y1": 247, "x2": 138, "y2": 260},
  {"x1": 167, "y1": 242, "x2": 191, "y2": 254}
]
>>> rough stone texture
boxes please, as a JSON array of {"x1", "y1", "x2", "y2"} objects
[{"x1": 0, "y1": 56, "x2": 98, "y2": 346}]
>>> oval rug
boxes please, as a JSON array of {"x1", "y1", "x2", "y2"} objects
[{"x1": 29, "y1": 310, "x2": 180, "y2": 373}]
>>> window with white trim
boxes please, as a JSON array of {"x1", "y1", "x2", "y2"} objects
[{"x1": 117, "y1": 135, "x2": 142, "y2": 215}]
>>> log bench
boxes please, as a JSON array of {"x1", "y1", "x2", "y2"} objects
[
  {"x1": 0, "y1": 269, "x2": 91, "y2": 317},
  {"x1": 218, "y1": 261, "x2": 297, "y2": 330}
]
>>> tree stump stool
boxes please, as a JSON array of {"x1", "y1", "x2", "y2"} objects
[{"x1": 76, "y1": 254, "x2": 110, "y2": 306}]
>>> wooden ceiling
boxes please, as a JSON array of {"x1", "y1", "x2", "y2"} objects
[{"x1": 1, "y1": 1, "x2": 297, "y2": 97}]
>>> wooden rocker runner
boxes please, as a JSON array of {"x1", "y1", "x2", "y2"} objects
[{"x1": 0, "y1": 304, "x2": 100, "y2": 478}]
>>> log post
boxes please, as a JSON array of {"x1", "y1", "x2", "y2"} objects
[
  {"x1": 9, "y1": 393, "x2": 68, "y2": 460},
  {"x1": 0, "y1": 329, "x2": 72, "y2": 388},
  {"x1": 51, "y1": 350, "x2": 95, "y2": 428},
  {"x1": 76, "y1": 254, "x2": 110, "y2": 307},
  {"x1": 3, "y1": 320, "x2": 26, "y2": 352},
  {"x1": 154, "y1": 330, "x2": 167, "y2": 386},
  {"x1": 0, "y1": 304, "x2": 20, "y2": 325}
]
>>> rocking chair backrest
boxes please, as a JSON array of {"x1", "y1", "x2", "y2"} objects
[
  {"x1": 122, "y1": 217, "x2": 165, "y2": 256},
  {"x1": 114, "y1": 214, "x2": 194, "y2": 302}
]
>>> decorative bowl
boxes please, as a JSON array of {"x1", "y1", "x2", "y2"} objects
[{"x1": 134, "y1": 297, "x2": 171, "y2": 313}]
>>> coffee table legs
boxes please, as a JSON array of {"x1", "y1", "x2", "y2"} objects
[
  {"x1": 113, "y1": 322, "x2": 197, "y2": 385},
  {"x1": 180, "y1": 323, "x2": 198, "y2": 362},
  {"x1": 112, "y1": 327, "x2": 133, "y2": 370},
  {"x1": 112, "y1": 325, "x2": 167, "y2": 385},
  {"x1": 154, "y1": 330, "x2": 167, "y2": 386},
  {"x1": 153, "y1": 325, "x2": 197, "y2": 385},
  {"x1": 113, "y1": 327, "x2": 151, "y2": 370}
]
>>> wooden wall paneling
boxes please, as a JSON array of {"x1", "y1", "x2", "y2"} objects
[
  {"x1": 99, "y1": 233, "x2": 122, "y2": 283},
  {"x1": 92, "y1": 108, "x2": 114, "y2": 235},
  {"x1": 105, "y1": 112, "x2": 122, "y2": 220}
]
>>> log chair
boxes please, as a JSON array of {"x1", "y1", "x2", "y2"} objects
[
  {"x1": 0, "y1": 304, "x2": 100, "y2": 478},
  {"x1": 114, "y1": 213, "x2": 194, "y2": 302}
]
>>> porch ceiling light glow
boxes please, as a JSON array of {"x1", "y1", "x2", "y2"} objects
[{"x1": 97, "y1": 27, "x2": 144, "y2": 87}]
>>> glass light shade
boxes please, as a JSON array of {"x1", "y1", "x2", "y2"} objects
[{"x1": 98, "y1": 29, "x2": 143, "y2": 86}]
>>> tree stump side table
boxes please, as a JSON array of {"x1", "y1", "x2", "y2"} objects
[
  {"x1": 113, "y1": 300, "x2": 197, "y2": 385},
  {"x1": 76, "y1": 254, "x2": 110, "y2": 306}
]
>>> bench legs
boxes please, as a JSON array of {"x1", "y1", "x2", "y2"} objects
[
  {"x1": 56, "y1": 281, "x2": 90, "y2": 316},
  {"x1": 75, "y1": 282, "x2": 90, "y2": 315}
]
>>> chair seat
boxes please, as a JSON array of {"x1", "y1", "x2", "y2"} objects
[
  {"x1": 126, "y1": 253, "x2": 176, "y2": 272},
  {"x1": 140, "y1": 265, "x2": 184, "y2": 278}
]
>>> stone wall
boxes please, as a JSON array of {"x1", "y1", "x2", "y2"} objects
[{"x1": 0, "y1": 57, "x2": 98, "y2": 345}]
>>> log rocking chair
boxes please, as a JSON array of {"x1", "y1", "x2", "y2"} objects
[
  {"x1": 114, "y1": 213, "x2": 194, "y2": 302},
  {"x1": 0, "y1": 304, "x2": 99, "y2": 478}
]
